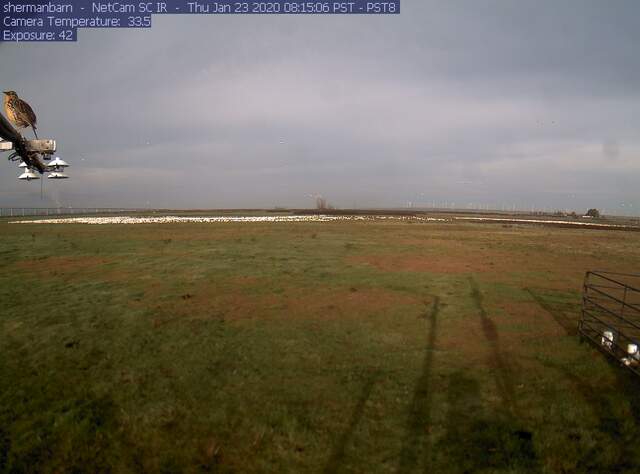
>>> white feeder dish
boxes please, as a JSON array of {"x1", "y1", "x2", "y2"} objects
[
  {"x1": 18, "y1": 169, "x2": 40, "y2": 180},
  {"x1": 48, "y1": 157, "x2": 69, "y2": 168},
  {"x1": 18, "y1": 161, "x2": 28, "y2": 168},
  {"x1": 48, "y1": 172, "x2": 69, "y2": 179}
]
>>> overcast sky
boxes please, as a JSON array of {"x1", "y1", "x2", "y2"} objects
[{"x1": 1, "y1": 1, "x2": 639, "y2": 214}]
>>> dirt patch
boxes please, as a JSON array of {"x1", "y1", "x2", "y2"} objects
[
  {"x1": 14, "y1": 255, "x2": 112, "y2": 276},
  {"x1": 281, "y1": 287, "x2": 420, "y2": 319},
  {"x1": 498, "y1": 300, "x2": 570, "y2": 338},
  {"x1": 228, "y1": 276, "x2": 261, "y2": 286},
  {"x1": 433, "y1": 286, "x2": 572, "y2": 374},
  {"x1": 150, "y1": 291, "x2": 282, "y2": 327},
  {"x1": 145, "y1": 283, "x2": 420, "y2": 327},
  {"x1": 347, "y1": 254, "x2": 492, "y2": 274}
]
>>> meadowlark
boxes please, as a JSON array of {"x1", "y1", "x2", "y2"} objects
[{"x1": 3, "y1": 91, "x2": 38, "y2": 139}]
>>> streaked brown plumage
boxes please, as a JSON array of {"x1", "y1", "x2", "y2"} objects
[{"x1": 3, "y1": 90, "x2": 38, "y2": 139}]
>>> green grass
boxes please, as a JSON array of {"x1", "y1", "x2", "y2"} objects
[{"x1": 1, "y1": 220, "x2": 640, "y2": 473}]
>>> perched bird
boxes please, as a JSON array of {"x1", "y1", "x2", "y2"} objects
[{"x1": 3, "y1": 90, "x2": 38, "y2": 139}]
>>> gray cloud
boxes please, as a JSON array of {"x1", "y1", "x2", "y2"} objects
[{"x1": 1, "y1": 1, "x2": 639, "y2": 213}]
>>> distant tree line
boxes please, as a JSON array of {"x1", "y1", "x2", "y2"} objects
[{"x1": 316, "y1": 197, "x2": 334, "y2": 210}]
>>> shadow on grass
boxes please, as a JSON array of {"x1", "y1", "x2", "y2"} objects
[
  {"x1": 0, "y1": 393, "x2": 116, "y2": 473},
  {"x1": 469, "y1": 277, "x2": 519, "y2": 418},
  {"x1": 323, "y1": 373, "x2": 378, "y2": 474},
  {"x1": 395, "y1": 297, "x2": 440, "y2": 473},
  {"x1": 435, "y1": 371, "x2": 538, "y2": 473},
  {"x1": 542, "y1": 359, "x2": 640, "y2": 471},
  {"x1": 431, "y1": 278, "x2": 540, "y2": 472},
  {"x1": 525, "y1": 288, "x2": 579, "y2": 336}
]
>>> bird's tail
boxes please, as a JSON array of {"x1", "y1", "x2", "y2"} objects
[{"x1": 32, "y1": 126, "x2": 38, "y2": 139}]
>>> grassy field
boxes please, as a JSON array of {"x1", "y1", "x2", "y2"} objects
[{"x1": 1, "y1": 218, "x2": 640, "y2": 473}]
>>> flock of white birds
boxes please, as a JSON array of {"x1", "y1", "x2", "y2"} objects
[{"x1": 8, "y1": 215, "x2": 626, "y2": 228}]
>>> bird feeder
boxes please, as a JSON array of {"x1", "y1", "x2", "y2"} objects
[
  {"x1": 47, "y1": 157, "x2": 69, "y2": 168},
  {"x1": 46, "y1": 156, "x2": 70, "y2": 179},
  {"x1": 18, "y1": 168, "x2": 40, "y2": 180},
  {"x1": 48, "y1": 171, "x2": 69, "y2": 180}
]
